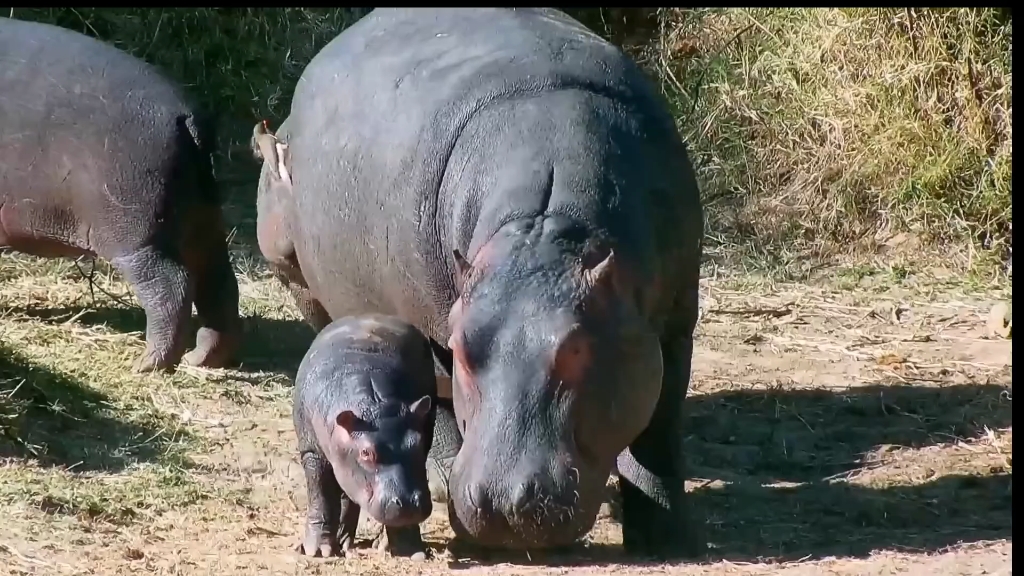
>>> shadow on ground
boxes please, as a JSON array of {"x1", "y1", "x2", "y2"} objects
[
  {"x1": 0, "y1": 340, "x2": 180, "y2": 471},
  {"x1": 686, "y1": 381, "x2": 1013, "y2": 483},
  {"x1": 7, "y1": 305, "x2": 316, "y2": 379},
  {"x1": 696, "y1": 472, "x2": 1011, "y2": 562},
  {"x1": 683, "y1": 380, "x2": 1013, "y2": 562},
  {"x1": 444, "y1": 380, "x2": 1012, "y2": 568}
]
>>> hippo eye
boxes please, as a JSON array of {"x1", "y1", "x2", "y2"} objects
[{"x1": 552, "y1": 326, "x2": 593, "y2": 389}]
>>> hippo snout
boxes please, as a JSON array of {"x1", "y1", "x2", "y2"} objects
[
  {"x1": 449, "y1": 465, "x2": 600, "y2": 549},
  {"x1": 373, "y1": 488, "x2": 432, "y2": 527}
]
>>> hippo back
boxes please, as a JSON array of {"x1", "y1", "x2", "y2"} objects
[
  {"x1": 285, "y1": 8, "x2": 686, "y2": 340},
  {"x1": 0, "y1": 17, "x2": 214, "y2": 255}
]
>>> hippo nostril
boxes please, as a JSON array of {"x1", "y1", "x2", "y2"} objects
[
  {"x1": 511, "y1": 481, "x2": 536, "y2": 514},
  {"x1": 390, "y1": 496, "x2": 403, "y2": 510},
  {"x1": 466, "y1": 483, "x2": 489, "y2": 511},
  {"x1": 413, "y1": 491, "x2": 428, "y2": 510}
]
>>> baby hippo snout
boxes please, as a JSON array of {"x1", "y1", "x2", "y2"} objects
[{"x1": 375, "y1": 487, "x2": 433, "y2": 527}]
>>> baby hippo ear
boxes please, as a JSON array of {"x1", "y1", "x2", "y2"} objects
[
  {"x1": 335, "y1": 410, "x2": 364, "y2": 442},
  {"x1": 408, "y1": 395, "x2": 433, "y2": 423},
  {"x1": 452, "y1": 249, "x2": 473, "y2": 294}
]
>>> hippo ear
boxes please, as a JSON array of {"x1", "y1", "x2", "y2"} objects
[
  {"x1": 251, "y1": 120, "x2": 274, "y2": 161},
  {"x1": 452, "y1": 249, "x2": 473, "y2": 293},
  {"x1": 252, "y1": 120, "x2": 291, "y2": 186},
  {"x1": 583, "y1": 249, "x2": 618, "y2": 292},
  {"x1": 408, "y1": 395, "x2": 433, "y2": 423},
  {"x1": 274, "y1": 141, "x2": 292, "y2": 185}
]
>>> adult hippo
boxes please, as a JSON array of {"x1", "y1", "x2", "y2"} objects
[
  {"x1": 0, "y1": 17, "x2": 240, "y2": 373},
  {"x1": 255, "y1": 8, "x2": 704, "y2": 557}
]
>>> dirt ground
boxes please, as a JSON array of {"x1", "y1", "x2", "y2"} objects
[{"x1": 0, "y1": 249, "x2": 1012, "y2": 576}]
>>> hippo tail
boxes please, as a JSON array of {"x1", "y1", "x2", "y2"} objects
[{"x1": 177, "y1": 111, "x2": 222, "y2": 205}]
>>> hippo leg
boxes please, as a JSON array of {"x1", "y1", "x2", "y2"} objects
[
  {"x1": 426, "y1": 349, "x2": 462, "y2": 503},
  {"x1": 426, "y1": 399, "x2": 462, "y2": 504},
  {"x1": 296, "y1": 451, "x2": 343, "y2": 557},
  {"x1": 181, "y1": 207, "x2": 241, "y2": 368},
  {"x1": 381, "y1": 525, "x2": 428, "y2": 559},
  {"x1": 110, "y1": 246, "x2": 192, "y2": 373},
  {"x1": 337, "y1": 492, "x2": 361, "y2": 554},
  {"x1": 257, "y1": 191, "x2": 330, "y2": 333},
  {"x1": 618, "y1": 298, "x2": 704, "y2": 558},
  {"x1": 284, "y1": 277, "x2": 331, "y2": 333},
  {"x1": 265, "y1": 256, "x2": 330, "y2": 332}
]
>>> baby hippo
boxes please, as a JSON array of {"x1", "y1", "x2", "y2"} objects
[{"x1": 293, "y1": 314, "x2": 437, "y2": 559}]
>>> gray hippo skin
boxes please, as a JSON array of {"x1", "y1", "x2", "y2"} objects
[
  {"x1": 254, "y1": 120, "x2": 462, "y2": 507},
  {"x1": 256, "y1": 8, "x2": 704, "y2": 557},
  {"x1": 0, "y1": 18, "x2": 240, "y2": 372},
  {"x1": 293, "y1": 314, "x2": 436, "y2": 558}
]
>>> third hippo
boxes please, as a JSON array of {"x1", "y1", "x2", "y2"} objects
[{"x1": 255, "y1": 8, "x2": 705, "y2": 557}]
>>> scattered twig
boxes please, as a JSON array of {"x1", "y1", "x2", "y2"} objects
[
  {"x1": 247, "y1": 524, "x2": 287, "y2": 537},
  {"x1": 73, "y1": 256, "x2": 134, "y2": 308},
  {"x1": 847, "y1": 334, "x2": 934, "y2": 349},
  {"x1": 709, "y1": 306, "x2": 793, "y2": 318}
]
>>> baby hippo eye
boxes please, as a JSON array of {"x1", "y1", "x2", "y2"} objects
[{"x1": 358, "y1": 446, "x2": 377, "y2": 465}]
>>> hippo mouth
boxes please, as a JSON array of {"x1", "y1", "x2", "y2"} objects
[{"x1": 446, "y1": 465, "x2": 607, "y2": 550}]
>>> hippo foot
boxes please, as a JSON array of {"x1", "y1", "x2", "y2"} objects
[
  {"x1": 182, "y1": 326, "x2": 240, "y2": 369},
  {"x1": 425, "y1": 455, "x2": 454, "y2": 503},
  {"x1": 444, "y1": 535, "x2": 501, "y2": 561},
  {"x1": 132, "y1": 348, "x2": 175, "y2": 374},
  {"x1": 295, "y1": 529, "x2": 343, "y2": 558},
  {"x1": 376, "y1": 526, "x2": 429, "y2": 561},
  {"x1": 621, "y1": 498, "x2": 705, "y2": 560}
]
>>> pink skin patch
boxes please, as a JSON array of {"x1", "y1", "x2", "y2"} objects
[
  {"x1": 331, "y1": 410, "x2": 377, "y2": 505},
  {"x1": 550, "y1": 326, "x2": 593, "y2": 393},
  {"x1": 448, "y1": 330, "x2": 477, "y2": 398}
]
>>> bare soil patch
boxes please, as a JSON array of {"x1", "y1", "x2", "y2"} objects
[{"x1": 1, "y1": 252, "x2": 1011, "y2": 575}]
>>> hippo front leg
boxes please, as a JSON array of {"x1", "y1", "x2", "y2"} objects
[
  {"x1": 110, "y1": 245, "x2": 192, "y2": 373},
  {"x1": 617, "y1": 331, "x2": 705, "y2": 559},
  {"x1": 425, "y1": 397, "x2": 462, "y2": 504},
  {"x1": 297, "y1": 451, "x2": 344, "y2": 557},
  {"x1": 379, "y1": 525, "x2": 428, "y2": 560}
]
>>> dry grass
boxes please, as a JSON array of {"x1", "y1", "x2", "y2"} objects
[
  {"x1": 4, "y1": 8, "x2": 1012, "y2": 281},
  {"x1": 652, "y1": 8, "x2": 1011, "y2": 277}
]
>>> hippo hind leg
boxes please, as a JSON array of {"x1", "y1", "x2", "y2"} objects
[
  {"x1": 256, "y1": 186, "x2": 331, "y2": 333},
  {"x1": 110, "y1": 245, "x2": 192, "y2": 373},
  {"x1": 261, "y1": 237, "x2": 330, "y2": 333},
  {"x1": 281, "y1": 272, "x2": 331, "y2": 333},
  {"x1": 180, "y1": 204, "x2": 241, "y2": 368}
]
